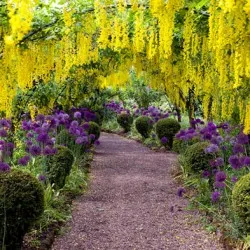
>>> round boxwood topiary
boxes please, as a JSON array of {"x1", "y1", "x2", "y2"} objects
[
  {"x1": 47, "y1": 145, "x2": 74, "y2": 190},
  {"x1": 0, "y1": 170, "x2": 44, "y2": 249},
  {"x1": 117, "y1": 113, "x2": 133, "y2": 133},
  {"x1": 184, "y1": 141, "x2": 215, "y2": 172},
  {"x1": 156, "y1": 118, "x2": 181, "y2": 148},
  {"x1": 88, "y1": 121, "x2": 101, "y2": 141},
  {"x1": 135, "y1": 116, "x2": 153, "y2": 138},
  {"x1": 232, "y1": 173, "x2": 250, "y2": 232},
  {"x1": 172, "y1": 137, "x2": 201, "y2": 154}
]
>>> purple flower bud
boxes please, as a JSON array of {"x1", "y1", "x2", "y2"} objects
[
  {"x1": 233, "y1": 143, "x2": 244, "y2": 154},
  {"x1": 0, "y1": 129, "x2": 8, "y2": 137},
  {"x1": 30, "y1": 145, "x2": 42, "y2": 156}
]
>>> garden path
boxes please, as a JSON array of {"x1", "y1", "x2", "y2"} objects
[{"x1": 52, "y1": 133, "x2": 223, "y2": 250}]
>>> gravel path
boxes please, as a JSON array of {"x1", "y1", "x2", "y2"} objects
[{"x1": 52, "y1": 133, "x2": 223, "y2": 250}]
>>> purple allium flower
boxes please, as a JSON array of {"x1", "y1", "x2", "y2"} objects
[
  {"x1": 37, "y1": 133, "x2": 50, "y2": 144},
  {"x1": 203, "y1": 132, "x2": 212, "y2": 140},
  {"x1": 215, "y1": 171, "x2": 227, "y2": 182},
  {"x1": 0, "y1": 129, "x2": 7, "y2": 137},
  {"x1": 94, "y1": 140, "x2": 100, "y2": 146},
  {"x1": 89, "y1": 134, "x2": 96, "y2": 141},
  {"x1": 18, "y1": 156, "x2": 30, "y2": 166},
  {"x1": 83, "y1": 122, "x2": 90, "y2": 130},
  {"x1": 229, "y1": 155, "x2": 242, "y2": 169},
  {"x1": 244, "y1": 157, "x2": 250, "y2": 166},
  {"x1": 231, "y1": 176, "x2": 238, "y2": 183},
  {"x1": 74, "y1": 111, "x2": 82, "y2": 119},
  {"x1": 30, "y1": 145, "x2": 42, "y2": 156},
  {"x1": 38, "y1": 174, "x2": 46, "y2": 182},
  {"x1": 0, "y1": 119, "x2": 10, "y2": 128},
  {"x1": 202, "y1": 170, "x2": 210, "y2": 178},
  {"x1": 26, "y1": 140, "x2": 33, "y2": 147},
  {"x1": 70, "y1": 120, "x2": 79, "y2": 128},
  {"x1": 22, "y1": 121, "x2": 32, "y2": 131},
  {"x1": 211, "y1": 191, "x2": 220, "y2": 202},
  {"x1": 76, "y1": 136, "x2": 86, "y2": 144},
  {"x1": 6, "y1": 142, "x2": 14, "y2": 150},
  {"x1": 36, "y1": 114, "x2": 45, "y2": 122},
  {"x1": 233, "y1": 143, "x2": 244, "y2": 154},
  {"x1": 177, "y1": 187, "x2": 185, "y2": 197},
  {"x1": 0, "y1": 162, "x2": 10, "y2": 172},
  {"x1": 205, "y1": 144, "x2": 219, "y2": 154},
  {"x1": 214, "y1": 181, "x2": 226, "y2": 189},
  {"x1": 161, "y1": 137, "x2": 168, "y2": 145},
  {"x1": 213, "y1": 157, "x2": 224, "y2": 167},
  {"x1": 43, "y1": 146, "x2": 53, "y2": 155},
  {"x1": 237, "y1": 133, "x2": 249, "y2": 145}
]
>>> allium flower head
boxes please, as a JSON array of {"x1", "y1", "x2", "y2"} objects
[
  {"x1": 214, "y1": 182, "x2": 226, "y2": 189},
  {"x1": 237, "y1": 133, "x2": 249, "y2": 145},
  {"x1": 161, "y1": 137, "x2": 168, "y2": 145},
  {"x1": 36, "y1": 114, "x2": 45, "y2": 122},
  {"x1": 202, "y1": 170, "x2": 210, "y2": 178},
  {"x1": 0, "y1": 162, "x2": 10, "y2": 172},
  {"x1": 37, "y1": 132, "x2": 50, "y2": 144},
  {"x1": 89, "y1": 134, "x2": 96, "y2": 141},
  {"x1": 211, "y1": 191, "x2": 220, "y2": 202},
  {"x1": 231, "y1": 176, "x2": 238, "y2": 183},
  {"x1": 233, "y1": 143, "x2": 244, "y2": 154},
  {"x1": 0, "y1": 119, "x2": 10, "y2": 128},
  {"x1": 215, "y1": 171, "x2": 227, "y2": 182},
  {"x1": 71, "y1": 120, "x2": 79, "y2": 128},
  {"x1": 30, "y1": 145, "x2": 42, "y2": 156},
  {"x1": 94, "y1": 140, "x2": 100, "y2": 146},
  {"x1": 0, "y1": 129, "x2": 8, "y2": 137},
  {"x1": 213, "y1": 157, "x2": 224, "y2": 167},
  {"x1": 205, "y1": 144, "x2": 219, "y2": 154},
  {"x1": 18, "y1": 156, "x2": 30, "y2": 166},
  {"x1": 244, "y1": 157, "x2": 250, "y2": 166},
  {"x1": 229, "y1": 155, "x2": 242, "y2": 169},
  {"x1": 38, "y1": 174, "x2": 46, "y2": 182}
]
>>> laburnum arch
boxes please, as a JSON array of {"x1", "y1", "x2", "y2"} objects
[{"x1": 0, "y1": 0, "x2": 250, "y2": 133}]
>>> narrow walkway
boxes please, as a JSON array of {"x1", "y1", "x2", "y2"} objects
[{"x1": 53, "y1": 133, "x2": 223, "y2": 250}]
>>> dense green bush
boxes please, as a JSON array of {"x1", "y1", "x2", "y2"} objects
[
  {"x1": 56, "y1": 129, "x2": 75, "y2": 149},
  {"x1": 184, "y1": 141, "x2": 215, "y2": 172},
  {"x1": 135, "y1": 116, "x2": 153, "y2": 138},
  {"x1": 47, "y1": 146, "x2": 74, "y2": 189},
  {"x1": 232, "y1": 173, "x2": 250, "y2": 232},
  {"x1": 0, "y1": 170, "x2": 44, "y2": 249},
  {"x1": 117, "y1": 113, "x2": 133, "y2": 132},
  {"x1": 88, "y1": 121, "x2": 101, "y2": 141},
  {"x1": 172, "y1": 137, "x2": 200, "y2": 154},
  {"x1": 156, "y1": 118, "x2": 181, "y2": 148}
]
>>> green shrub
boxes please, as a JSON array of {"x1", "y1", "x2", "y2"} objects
[
  {"x1": 117, "y1": 113, "x2": 133, "y2": 132},
  {"x1": 0, "y1": 170, "x2": 44, "y2": 249},
  {"x1": 56, "y1": 129, "x2": 75, "y2": 149},
  {"x1": 47, "y1": 146, "x2": 74, "y2": 190},
  {"x1": 88, "y1": 121, "x2": 101, "y2": 141},
  {"x1": 172, "y1": 137, "x2": 200, "y2": 154},
  {"x1": 232, "y1": 173, "x2": 250, "y2": 232},
  {"x1": 156, "y1": 118, "x2": 181, "y2": 148},
  {"x1": 184, "y1": 141, "x2": 215, "y2": 172},
  {"x1": 135, "y1": 116, "x2": 153, "y2": 138}
]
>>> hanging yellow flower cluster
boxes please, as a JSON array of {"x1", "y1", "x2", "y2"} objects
[
  {"x1": 5, "y1": 0, "x2": 36, "y2": 45},
  {"x1": 0, "y1": 0, "x2": 250, "y2": 133}
]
